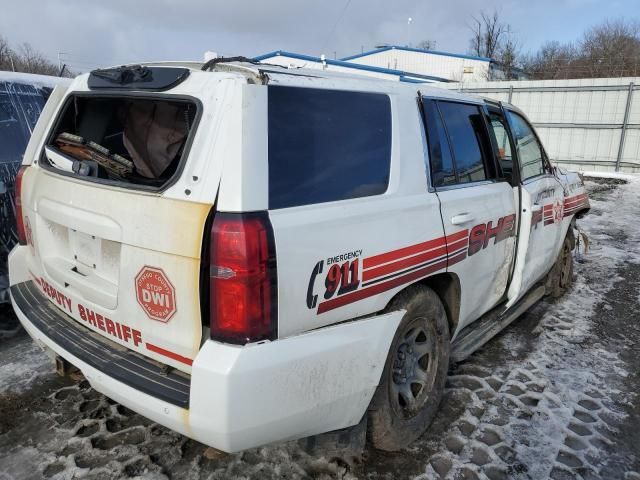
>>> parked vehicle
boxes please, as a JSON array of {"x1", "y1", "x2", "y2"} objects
[
  {"x1": 8, "y1": 61, "x2": 589, "y2": 453},
  {"x1": 0, "y1": 72, "x2": 70, "y2": 302}
]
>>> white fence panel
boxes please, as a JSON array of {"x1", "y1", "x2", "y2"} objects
[{"x1": 443, "y1": 78, "x2": 640, "y2": 173}]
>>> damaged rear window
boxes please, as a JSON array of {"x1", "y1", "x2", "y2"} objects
[{"x1": 42, "y1": 95, "x2": 198, "y2": 189}]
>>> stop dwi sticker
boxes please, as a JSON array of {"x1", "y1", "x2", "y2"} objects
[{"x1": 135, "y1": 266, "x2": 177, "y2": 322}]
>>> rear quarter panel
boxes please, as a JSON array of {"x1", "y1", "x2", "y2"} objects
[{"x1": 269, "y1": 92, "x2": 446, "y2": 338}]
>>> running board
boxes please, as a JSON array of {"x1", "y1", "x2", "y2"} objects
[{"x1": 450, "y1": 285, "x2": 546, "y2": 363}]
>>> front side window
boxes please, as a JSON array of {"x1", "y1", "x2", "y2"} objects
[
  {"x1": 268, "y1": 86, "x2": 391, "y2": 209},
  {"x1": 507, "y1": 111, "x2": 545, "y2": 181},
  {"x1": 488, "y1": 111, "x2": 514, "y2": 179},
  {"x1": 437, "y1": 101, "x2": 488, "y2": 184}
]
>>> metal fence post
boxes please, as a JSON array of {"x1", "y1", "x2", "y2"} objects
[{"x1": 615, "y1": 82, "x2": 634, "y2": 172}]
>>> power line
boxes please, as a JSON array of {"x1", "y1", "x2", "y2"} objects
[{"x1": 321, "y1": 0, "x2": 353, "y2": 55}]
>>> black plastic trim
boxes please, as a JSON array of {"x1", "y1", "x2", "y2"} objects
[
  {"x1": 88, "y1": 66, "x2": 190, "y2": 92},
  {"x1": 11, "y1": 281, "x2": 191, "y2": 408}
]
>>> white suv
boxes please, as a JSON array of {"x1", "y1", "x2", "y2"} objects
[{"x1": 9, "y1": 60, "x2": 589, "y2": 453}]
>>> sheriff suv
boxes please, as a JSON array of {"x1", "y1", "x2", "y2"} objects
[{"x1": 9, "y1": 60, "x2": 589, "y2": 453}]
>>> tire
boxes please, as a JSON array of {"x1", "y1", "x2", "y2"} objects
[
  {"x1": 546, "y1": 228, "x2": 575, "y2": 298},
  {"x1": 368, "y1": 285, "x2": 450, "y2": 451}
]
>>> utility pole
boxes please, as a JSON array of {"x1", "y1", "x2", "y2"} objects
[
  {"x1": 57, "y1": 52, "x2": 67, "y2": 71},
  {"x1": 407, "y1": 17, "x2": 413, "y2": 47},
  {"x1": 9, "y1": 54, "x2": 15, "y2": 72}
]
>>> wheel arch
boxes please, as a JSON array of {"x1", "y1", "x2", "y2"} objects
[{"x1": 383, "y1": 272, "x2": 461, "y2": 338}]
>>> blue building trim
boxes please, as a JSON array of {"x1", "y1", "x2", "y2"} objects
[
  {"x1": 340, "y1": 45, "x2": 492, "y2": 63},
  {"x1": 253, "y1": 50, "x2": 451, "y2": 83}
]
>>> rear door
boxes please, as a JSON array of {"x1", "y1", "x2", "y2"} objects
[
  {"x1": 422, "y1": 98, "x2": 517, "y2": 331},
  {"x1": 505, "y1": 108, "x2": 565, "y2": 305}
]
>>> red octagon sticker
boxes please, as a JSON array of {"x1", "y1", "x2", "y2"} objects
[{"x1": 135, "y1": 266, "x2": 177, "y2": 323}]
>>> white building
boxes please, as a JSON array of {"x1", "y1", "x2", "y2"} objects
[
  {"x1": 253, "y1": 50, "x2": 450, "y2": 84},
  {"x1": 341, "y1": 45, "x2": 527, "y2": 82}
]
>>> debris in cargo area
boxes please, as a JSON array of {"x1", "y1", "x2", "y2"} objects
[
  {"x1": 55, "y1": 132, "x2": 133, "y2": 178},
  {"x1": 44, "y1": 96, "x2": 196, "y2": 187}
]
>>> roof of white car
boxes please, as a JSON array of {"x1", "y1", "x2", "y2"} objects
[{"x1": 133, "y1": 60, "x2": 485, "y2": 104}]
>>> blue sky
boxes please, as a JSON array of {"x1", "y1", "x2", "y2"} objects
[{"x1": 0, "y1": 0, "x2": 635, "y2": 71}]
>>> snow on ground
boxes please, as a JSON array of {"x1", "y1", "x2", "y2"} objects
[
  {"x1": 0, "y1": 335, "x2": 51, "y2": 395},
  {"x1": 380, "y1": 179, "x2": 640, "y2": 480},
  {"x1": 0, "y1": 177, "x2": 639, "y2": 479}
]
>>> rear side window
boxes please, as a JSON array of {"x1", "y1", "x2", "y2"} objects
[
  {"x1": 422, "y1": 100, "x2": 456, "y2": 187},
  {"x1": 268, "y1": 86, "x2": 391, "y2": 209},
  {"x1": 437, "y1": 101, "x2": 488, "y2": 184}
]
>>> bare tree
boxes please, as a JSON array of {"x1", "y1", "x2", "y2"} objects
[
  {"x1": 14, "y1": 43, "x2": 59, "y2": 76},
  {"x1": 496, "y1": 30, "x2": 520, "y2": 79},
  {"x1": 580, "y1": 19, "x2": 640, "y2": 77},
  {"x1": 0, "y1": 36, "x2": 15, "y2": 72},
  {"x1": 522, "y1": 18, "x2": 640, "y2": 79},
  {"x1": 416, "y1": 39, "x2": 437, "y2": 51},
  {"x1": 468, "y1": 10, "x2": 508, "y2": 59},
  {"x1": 521, "y1": 41, "x2": 579, "y2": 79}
]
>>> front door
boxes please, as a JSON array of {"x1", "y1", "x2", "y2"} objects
[
  {"x1": 505, "y1": 109, "x2": 565, "y2": 305},
  {"x1": 421, "y1": 98, "x2": 517, "y2": 331}
]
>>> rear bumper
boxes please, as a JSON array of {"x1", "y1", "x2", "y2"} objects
[{"x1": 10, "y1": 247, "x2": 401, "y2": 452}]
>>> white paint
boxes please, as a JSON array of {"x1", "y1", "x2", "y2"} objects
[{"x1": 8, "y1": 61, "x2": 589, "y2": 452}]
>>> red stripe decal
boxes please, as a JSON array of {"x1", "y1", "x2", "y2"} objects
[
  {"x1": 318, "y1": 259, "x2": 448, "y2": 314},
  {"x1": 447, "y1": 237, "x2": 469, "y2": 253},
  {"x1": 447, "y1": 250, "x2": 467, "y2": 267},
  {"x1": 446, "y1": 229, "x2": 470, "y2": 243},
  {"x1": 363, "y1": 230, "x2": 469, "y2": 270},
  {"x1": 363, "y1": 237, "x2": 447, "y2": 269},
  {"x1": 363, "y1": 245, "x2": 447, "y2": 282},
  {"x1": 146, "y1": 343, "x2": 193, "y2": 366}
]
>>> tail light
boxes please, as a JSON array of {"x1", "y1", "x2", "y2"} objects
[
  {"x1": 15, "y1": 166, "x2": 28, "y2": 246},
  {"x1": 209, "y1": 212, "x2": 277, "y2": 344}
]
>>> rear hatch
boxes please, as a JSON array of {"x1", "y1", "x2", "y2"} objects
[{"x1": 19, "y1": 66, "x2": 226, "y2": 372}]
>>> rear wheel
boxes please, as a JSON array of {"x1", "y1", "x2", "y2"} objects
[
  {"x1": 368, "y1": 285, "x2": 450, "y2": 451},
  {"x1": 546, "y1": 228, "x2": 575, "y2": 298}
]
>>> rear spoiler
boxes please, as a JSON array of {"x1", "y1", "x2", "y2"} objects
[{"x1": 88, "y1": 66, "x2": 190, "y2": 91}]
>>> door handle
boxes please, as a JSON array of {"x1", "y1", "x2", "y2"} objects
[
  {"x1": 531, "y1": 203, "x2": 542, "y2": 213},
  {"x1": 451, "y1": 213, "x2": 475, "y2": 225}
]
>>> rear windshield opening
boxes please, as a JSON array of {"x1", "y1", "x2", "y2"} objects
[{"x1": 43, "y1": 95, "x2": 197, "y2": 188}]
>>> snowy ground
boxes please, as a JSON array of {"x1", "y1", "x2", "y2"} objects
[{"x1": 0, "y1": 177, "x2": 639, "y2": 480}]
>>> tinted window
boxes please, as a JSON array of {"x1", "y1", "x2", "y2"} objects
[
  {"x1": 437, "y1": 102, "x2": 487, "y2": 183},
  {"x1": 507, "y1": 111, "x2": 545, "y2": 181},
  {"x1": 488, "y1": 112, "x2": 513, "y2": 177},
  {"x1": 0, "y1": 91, "x2": 29, "y2": 166},
  {"x1": 268, "y1": 86, "x2": 391, "y2": 209},
  {"x1": 422, "y1": 100, "x2": 456, "y2": 187}
]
